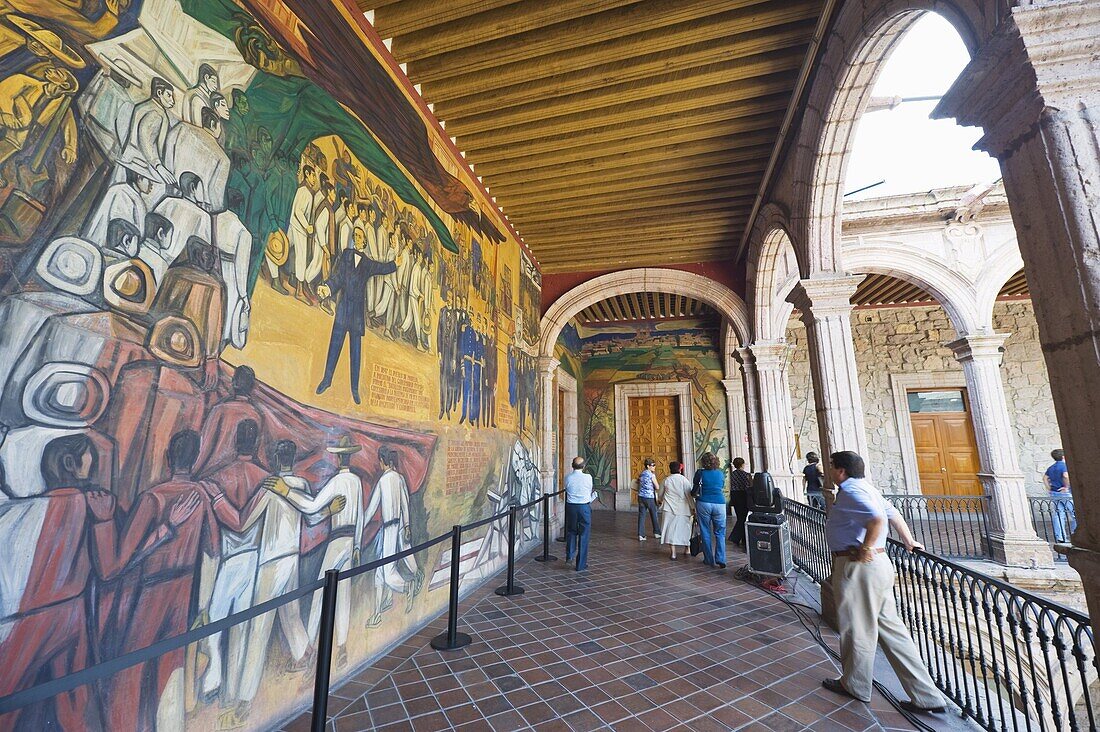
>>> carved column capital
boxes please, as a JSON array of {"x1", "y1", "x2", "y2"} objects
[
  {"x1": 946, "y1": 333, "x2": 1012, "y2": 363},
  {"x1": 786, "y1": 276, "x2": 862, "y2": 323},
  {"x1": 536, "y1": 356, "x2": 560, "y2": 377},
  {"x1": 748, "y1": 340, "x2": 789, "y2": 371},
  {"x1": 933, "y1": 0, "x2": 1100, "y2": 158}
]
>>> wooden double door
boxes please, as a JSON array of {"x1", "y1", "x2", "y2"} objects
[
  {"x1": 908, "y1": 389, "x2": 982, "y2": 496},
  {"x1": 627, "y1": 395, "x2": 681, "y2": 503}
]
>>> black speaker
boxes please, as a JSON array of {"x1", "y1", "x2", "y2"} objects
[
  {"x1": 748, "y1": 471, "x2": 783, "y2": 513},
  {"x1": 746, "y1": 513, "x2": 793, "y2": 577}
]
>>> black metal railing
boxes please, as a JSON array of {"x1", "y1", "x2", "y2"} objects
[
  {"x1": 0, "y1": 488, "x2": 564, "y2": 731},
  {"x1": 1030, "y1": 496, "x2": 1079, "y2": 550},
  {"x1": 782, "y1": 498, "x2": 1097, "y2": 732},
  {"x1": 882, "y1": 493, "x2": 993, "y2": 560}
]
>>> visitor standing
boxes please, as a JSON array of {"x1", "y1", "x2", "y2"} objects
[
  {"x1": 564, "y1": 457, "x2": 596, "y2": 571},
  {"x1": 728, "y1": 457, "x2": 751, "y2": 548},
  {"x1": 1043, "y1": 448, "x2": 1075, "y2": 543},
  {"x1": 803, "y1": 452, "x2": 825, "y2": 509},
  {"x1": 637, "y1": 458, "x2": 661, "y2": 542},
  {"x1": 658, "y1": 461, "x2": 693, "y2": 559},
  {"x1": 693, "y1": 452, "x2": 727, "y2": 568},
  {"x1": 822, "y1": 451, "x2": 945, "y2": 715}
]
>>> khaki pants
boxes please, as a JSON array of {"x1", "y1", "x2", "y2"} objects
[{"x1": 832, "y1": 555, "x2": 944, "y2": 707}]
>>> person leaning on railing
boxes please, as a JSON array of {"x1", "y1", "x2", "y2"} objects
[{"x1": 820, "y1": 451, "x2": 947, "y2": 716}]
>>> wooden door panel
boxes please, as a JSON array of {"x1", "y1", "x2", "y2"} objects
[
  {"x1": 909, "y1": 397, "x2": 983, "y2": 497},
  {"x1": 627, "y1": 396, "x2": 681, "y2": 504},
  {"x1": 911, "y1": 418, "x2": 941, "y2": 450}
]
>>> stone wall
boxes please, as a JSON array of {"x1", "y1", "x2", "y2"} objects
[{"x1": 787, "y1": 300, "x2": 1061, "y2": 494}]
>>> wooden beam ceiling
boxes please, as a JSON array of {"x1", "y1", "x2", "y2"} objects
[{"x1": 365, "y1": 0, "x2": 826, "y2": 274}]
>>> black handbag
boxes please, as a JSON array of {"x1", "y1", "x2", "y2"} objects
[{"x1": 689, "y1": 520, "x2": 702, "y2": 557}]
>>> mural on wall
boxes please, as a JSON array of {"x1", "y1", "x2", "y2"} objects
[
  {"x1": 563, "y1": 318, "x2": 730, "y2": 488},
  {"x1": 0, "y1": 1, "x2": 539, "y2": 730}
]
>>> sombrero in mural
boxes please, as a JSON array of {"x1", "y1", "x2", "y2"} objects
[
  {"x1": 5, "y1": 15, "x2": 85, "y2": 69},
  {"x1": 228, "y1": 297, "x2": 250, "y2": 350},
  {"x1": 326, "y1": 435, "x2": 362, "y2": 454},
  {"x1": 36, "y1": 237, "x2": 102, "y2": 296},
  {"x1": 148, "y1": 315, "x2": 204, "y2": 368},
  {"x1": 22, "y1": 361, "x2": 111, "y2": 428},
  {"x1": 265, "y1": 230, "x2": 289, "y2": 267},
  {"x1": 103, "y1": 257, "x2": 156, "y2": 315}
]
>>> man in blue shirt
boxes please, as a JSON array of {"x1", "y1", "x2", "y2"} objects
[
  {"x1": 564, "y1": 457, "x2": 597, "y2": 571},
  {"x1": 822, "y1": 451, "x2": 945, "y2": 715},
  {"x1": 636, "y1": 458, "x2": 661, "y2": 542},
  {"x1": 1043, "y1": 448, "x2": 1076, "y2": 543}
]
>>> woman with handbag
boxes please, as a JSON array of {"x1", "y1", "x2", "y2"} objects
[
  {"x1": 658, "y1": 461, "x2": 693, "y2": 559},
  {"x1": 693, "y1": 452, "x2": 728, "y2": 568}
]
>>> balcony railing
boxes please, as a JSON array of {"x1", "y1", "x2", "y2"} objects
[
  {"x1": 782, "y1": 498, "x2": 1097, "y2": 732},
  {"x1": 882, "y1": 493, "x2": 992, "y2": 559}
]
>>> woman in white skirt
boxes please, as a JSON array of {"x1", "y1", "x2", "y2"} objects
[{"x1": 659, "y1": 461, "x2": 695, "y2": 559}]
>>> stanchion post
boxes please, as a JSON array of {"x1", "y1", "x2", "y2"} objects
[
  {"x1": 431, "y1": 525, "x2": 472, "y2": 651},
  {"x1": 310, "y1": 569, "x2": 340, "y2": 732},
  {"x1": 495, "y1": 504, "x2": 526, "y2": 596},
  {"x1": 534, "y1": 493, "x2": 557, "y2": 562}
]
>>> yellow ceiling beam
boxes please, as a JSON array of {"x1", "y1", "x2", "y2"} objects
[
  {"x1": 503, "y1": 178, "x2": 760, "y2": 211},
  {"x1": 422, "y1": 1, "x2": 818, "y2": 102},
  {"x1": 519, "y1": 211, "x2": 751, "y2": 240},
  {"x1": 510, "y1": 195, "x2": 756, "y2": 227},
  {"x1": 371, "y1": 0, "x2": 523, "y2": 38},
  {"x1": 409, "y1": 0, "x2": 775, "y2": 82},
  {"x1": 392, "y1": 0, "x2": 643, "y2": 62},
  {"x1": 442, "y1": 49, "x2": 804, "y2": 137},
  {"x1": 432, "y1": 22, "x2": 813, "y2": 119},
  {"x1": 473, "y1": 119, "x2": 779, "y2": 178}
]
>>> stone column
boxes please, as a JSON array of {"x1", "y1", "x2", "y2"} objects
[
  {"x1": 786, "y1": 277, "x2": 869, "y2": 475},
  {"x1": 747, "y1": 341, "x2": 799, "y2": 497},
  {"x1": 733, "y1": 347, "x2": 765, "y2": 472},
  {"x1": 948, "y1": 335, "x2": 1053, "y2": 566},
  {"x1": 720, "y1": 378, "x2": 750, "y2": 465},
  {"x1": 536, "y1": 356, "x2": 562, "y2": 527},
  {"x1": 934, "y1": 0, "x2": 1100, "y2": 628}
]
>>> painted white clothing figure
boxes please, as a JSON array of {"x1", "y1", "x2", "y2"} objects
[
  {"x1": 118, "y1": 98, "x2": 174, "y2": 186},
  {"x1": 362, "y1": 221, "x2": 380, "y2": 311},
  {"x1": 338, "y1": 217, "x2": 355, "y2": 254},
  {"x1": 372, "y1": 220, "x2": 397, "y2": 319},
  {"x1": 152, "y1": 195, "x2": 211, "y2": 265},
  {"x1": 212, "y1": 211, "x2": 252, "y2": 348},
  {"x1": 304, "y1": 194, "x2": 330, "y2": 284},
  {"x1": 183, "y1": 86, "x2": 211, "y2": 126},
  {"x1": 287, "y1": 183, "x2": 314, "y2": 284},
  {"x1": 364, "y1": 464, "x2": 419, "y2": 624},
  {"x1": 399, "y1": 256, "x2": 426, "y2": 344},
  {"x1": 163, "y1": 123, "x2": 229, "y2": 212},
  {"x1": 83, "y1": 182, "x2": 146, "y2": 247}
]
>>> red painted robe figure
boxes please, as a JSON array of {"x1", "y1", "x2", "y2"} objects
[
  {"x1": 103, "y1": 464, "x2": 217, "y2": 732},
  {"x1": 195, "y1": 395, "x2": 265, "y2": 478}
]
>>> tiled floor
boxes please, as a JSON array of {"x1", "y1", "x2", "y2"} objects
[{"x1": 277, "y1": 511, "x2": 962, "y2": 731}]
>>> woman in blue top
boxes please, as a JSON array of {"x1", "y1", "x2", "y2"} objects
[{"x1": 693, "y1": 452, "x2": 727, "y2": 567}]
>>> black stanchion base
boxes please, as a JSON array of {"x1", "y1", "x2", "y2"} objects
[
  {"x1": 494, "y1": 584, "x2": 526, "y2": 596},
  {"x1": 533, "y1": 554, "x2": 558, "y2": 562},
  {"x1": 430, "y1": 631, "x2": 472, "y2": 651},
  {"x1": 555, "y1": 537, "x2": 566, "y2": 543}
]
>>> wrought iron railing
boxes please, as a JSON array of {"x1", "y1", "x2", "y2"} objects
[
  {"x1": 1030, "y1": 496, "x2": 1079, "y2": 549},
  {"x1": 781, "y1": 498, "x2": 1097, "y2": 732},
  {"x1": 882, "y1": 493, "x2": 993, "y2": 560}
]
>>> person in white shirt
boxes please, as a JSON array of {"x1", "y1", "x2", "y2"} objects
[
  {"x1": 302, "y1": 435, "x2": 365, "y2": 669},
  {"x1": 183, "y1": 63, "x2": 219, "y2": 125},
  {"x1": 288, "y1": 165, "x2": 316, "y2": 303},
  {"x1": 364, "y1": 446, "x2": 423, "y2": 626},
  {"x1": 563, "y1": 457, "x2": 597, "y2": 571},
  {"x1": 658, "y1": 461, "x2": 694, "y2": 559}
]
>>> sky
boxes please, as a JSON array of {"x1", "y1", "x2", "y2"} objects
[{"x1": 843, "y1": 13, "x2": 1003, "y2": 200}]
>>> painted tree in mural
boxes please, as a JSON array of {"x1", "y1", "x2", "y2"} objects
[{"x1": 0, "y1": 1, "x2": 538, "y2": 730}]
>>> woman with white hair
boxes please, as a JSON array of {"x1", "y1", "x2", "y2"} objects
[{"x1": 658, "y1": 461, "x2": 694, "y2": 559}]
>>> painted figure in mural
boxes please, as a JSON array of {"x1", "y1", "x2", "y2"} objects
[
  {"x1": 195, "y1": 366, "x2": 263, "y2": 476},
  {"x1": 288, "y1": 163, "x2": 316, "y2": 303},
  {"x1": 183, "y1": 63, "x2": 219, "y2": 125},
  {"x1": 119, "y1": 77, "x2": 177, "y2": 188},
  {"x1": 482, "y1": 331, "x2": 498, "y2": 429},
  {"x1": 0, "y1": 65, "x2": 79, "y2": 189},
  {"x1": 315, "y1": 226, "x2": 399, "y2": 405},
  {"x1": 303, "y1": 435, "x2": 364, "y2": 670},
  {"x1": 83, "y1": 164, "x2": 153, "y2": 247},
  {"x1": 306, "y1": 175, "x2": 336, "y2": 310},
  {"x1": 364, "y1": 446, "x2": 423, "y2": 627},
  {"x1": 148, "y1": 172, "x2": 211, "y2": 280},
  {"x1": 106, "y1": 430, "x2": 216, "y2": 732},
  {"x1": 199, "y1": 419, "x2": 266, "y2": 709},
  {"x1": 213, "y1": 204, "x2": 253, "y2": 349},
  {"x1": 164, "y1": 107, "x2": 230, "y2": 213},
  {"x1": 223, "y1": 89, "x2": 251, "y2": 161},
  {"x1": 331, "y1": 146, "x2": 359, "y2": 204},
  {"x1": 227, "y1": 439, "x2": 342, "y2": 728}
]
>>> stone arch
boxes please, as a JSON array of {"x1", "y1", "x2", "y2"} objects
[
  {"x1": 975, "y1": 240, "x2": 1026, "y2": 330},
  {"x1": 746, "y1": 203, "x2": 800, "y2": 343},
  {"x1": 538, "y1": 267, "x2": 751, "y2": 377},
  {"x1": 841, "y1": 246, "x2": 983, "y2": 335},
  {"x1": 789, "y1": 0, "x2": 995, "y2": 276}
]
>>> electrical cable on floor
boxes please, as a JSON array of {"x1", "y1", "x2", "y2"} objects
[{"x1": 732, "y1": 565, "x2": 939, "y2": 732}]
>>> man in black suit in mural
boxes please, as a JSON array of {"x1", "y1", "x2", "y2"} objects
[{"x1": 316, "y1": 225, "x2": 399, "y2": 404}]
